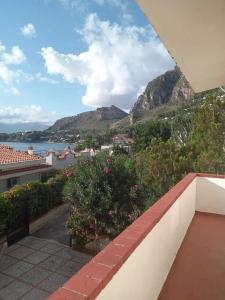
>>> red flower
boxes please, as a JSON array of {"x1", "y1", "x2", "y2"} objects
[
  {"x1": 104, "y1": 167, "x2": 110, "y2": 174},
  {"x1": 106, "y1": 158, "x2": 112, "y2": 164},
  {"x1": 65, "y1": 171, "x2": 75, "y2": 178}
]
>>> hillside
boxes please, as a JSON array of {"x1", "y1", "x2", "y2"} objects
[{"x1": 47, "y1": 105, "x2": 128, "y2": 135}]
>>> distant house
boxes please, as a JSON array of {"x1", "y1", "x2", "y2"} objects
[
  {"x1": 45, "y1": 146, "x2": 76, "y2": 170},
  {"x1": 112, "y1": 134, "x2": 133, "y2": 145},
  {"x1": 101, "y1": 145, "x2": 114, "y2": 151},
  {"x1": 0, "y1": 145, "x2": 52, "y2": 192},
  {"x1": 78, "y1": 148, "x2": 97, "y2": 158},
  {"x1": 112, "y1": 134, "x2": 133, "y2": 153}
]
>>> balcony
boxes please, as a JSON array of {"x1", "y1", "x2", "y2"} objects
[{"x1": 49, "y1": 173, "x2": 225, "y2": 300}]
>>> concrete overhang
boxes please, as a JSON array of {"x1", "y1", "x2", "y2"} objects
[{"x1": 136, "y1": 0, "x2": 225, "y2": 92}]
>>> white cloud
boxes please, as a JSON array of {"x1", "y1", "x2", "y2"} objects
[
  {"x1": 0, "y1": 42, "x2": 26, "y2": 85},
  {"x1": 36, "y1": 72, "x2": 58, "y2": 84},
  {"x1": 20, "y1": 23, "x2": 37, "y2": 38},
  {"x1": 0, "y1": 105, "x2": 55, "y2": 124},
  {"x1": 5, "y1": 87, "x2": 20, "y2": 95},
  {"x1": 41, "y1": 14, "x2": 174, "y2": 110}
]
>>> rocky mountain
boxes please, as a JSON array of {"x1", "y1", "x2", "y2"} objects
[
  {"x1": 47, "y1": 105, "x2": 128, "y2": 135},
  {"x1": 129, "y1": 67, "x2": 194, "y2": 123}
]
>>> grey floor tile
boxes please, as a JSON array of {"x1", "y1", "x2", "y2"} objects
[
  {"x1": 0, "y1": 256, "x2": 18, "y2": 271},
  {"x1": 23, "y1": 251, "x2": 50, "y2": 265},
  {"x1": 38, "y1": 273, "x2": 69, "y2": 293},
  {"x1": 3, "y1": 261, "x2": 33, "y2": 278},
  {"x1": 0, "y1": 273, "x2": 13, "y2": 289},
  {"x1": 6, "y1": 244, "x2": 20, "y2": 253},
  {"x1": 39, "y1": 256, "x2": 67, "y2": 272},
  {"x1": 8, "y1": 246, "x2": 34, "y2": 259},
  {"x1": 18, "y1": 237, "x2": 48, "y2": 250},
  {"x1": 0, "y1": 279, "x2": 32, "y2": 300},
  {"x1": 19, "y1": 288, "x2": 49, "y2": 300},
  {"x1": 55, "y1": 260, "x2": 83, "y2": 277},
  {"x1": 71, "y1": 251, "x2": 92, "y2": 264},
  {"x1": 39, "y1": 242, "x2": 64, "y2": 254},
  {"x1": 54, "y1": 247, "x2": 78, "y2": 259},
  {"x1": 20, "y1": 267, "x2": 52, "y2": 286}
]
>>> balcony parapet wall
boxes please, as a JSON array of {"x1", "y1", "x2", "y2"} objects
[{"x1": 49, "y1": 173, "x2": 225, "y2": 300}]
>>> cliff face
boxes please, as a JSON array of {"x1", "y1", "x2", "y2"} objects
[
  {"x1": 130, "y1": 67, "x2": 194, "y2": 123},
  {"x1": 47, "y1": 105, "x2": 128, "y2": 133}
]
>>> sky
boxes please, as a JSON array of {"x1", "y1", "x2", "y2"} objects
[{"x1": 0, "y1": 0, "x2": 174, "y2": 125}]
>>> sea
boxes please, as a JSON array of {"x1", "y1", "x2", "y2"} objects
[{"x1": 0, "y1": 142, "x2": 73, "y2": 156}]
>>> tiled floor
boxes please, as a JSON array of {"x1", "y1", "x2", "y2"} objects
[
  {"x1": 158, "y1": 212, "x2": 225, "y2": 300},
  {"x1": 0, "y1": 236, "x2": 92, "y2": 300}
]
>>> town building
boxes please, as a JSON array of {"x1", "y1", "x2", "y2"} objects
[
  {"x1": 0, "y1": 145, "x2": 52, "y2": 192},
  {"x1": 45, "y1": 146, "x2": 76, "y2": 170}
]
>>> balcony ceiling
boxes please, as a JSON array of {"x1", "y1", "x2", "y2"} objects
[{"x1": 136, "y1": 0, "x2": 225, "y2": 92}]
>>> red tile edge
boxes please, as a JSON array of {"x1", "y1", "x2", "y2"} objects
[{"x1": 49, "y1": 172, "x2": 225, "y2": 300}]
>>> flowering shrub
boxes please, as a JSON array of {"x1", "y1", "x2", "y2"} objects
[{"x1": 63, "y1": 154, "x2": 145, "y2": 245}]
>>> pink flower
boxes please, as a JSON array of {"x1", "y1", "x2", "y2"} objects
[
  {"x1": 104, "y1": 167, "x2": 110, "y2": 174},
  {"x1": 108, "y1": 210, "x2": 113, "y2": 217},
  {"x1": 65, "y1": 171, "x2": 75, "y2": 178},
  {"x1": 106, "y1": 158, "x2": 112, "y2": 164},
  {"x1": 128, "y1": 214, "x2": 133, "y2": 222}
]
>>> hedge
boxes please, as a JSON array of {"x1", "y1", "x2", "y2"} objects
[{"x1": 0, "y1": 173, "x2": 66, "y2": 236}]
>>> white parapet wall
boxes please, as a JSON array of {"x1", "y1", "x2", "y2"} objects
[
  {"x1": 196, "y1": 176, "x2": 225, "y2": 215},
  {"x1": 96, "y1": 178, "x2": 197, "y2": 300}
]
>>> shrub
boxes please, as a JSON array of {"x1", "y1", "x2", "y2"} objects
[
  {"x1": 63, "y1": 154, "x2": 145, "y2": 245},
  {"x1": 0, "y1": 172, "x2": 67, "y2": 235}
]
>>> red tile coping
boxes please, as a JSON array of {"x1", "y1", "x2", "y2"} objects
[{"x1": 49, "y1": 172, "x2": 225, "y2": 300}]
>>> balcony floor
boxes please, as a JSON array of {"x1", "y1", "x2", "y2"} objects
[{"x1": 158, "y1": 212, "x2": 225, "y2": 300}]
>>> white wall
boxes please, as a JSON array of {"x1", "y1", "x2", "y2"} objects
[
  {"x1": 0, "y1": 180, "x2": 7, "y2": 192},
  {"x1": 0, "y1": 172, "x2": 43, "y2": 192},
  {"x1": 196, "y1": 177, "x2": 225, "y2": 215},
  {"x1": 97, "y1": 179, "x2": 197, "y2": 300},
  {"x1": 46, "y1": 153, "x2": 76, "y2": 170},
  {"x1": 20, "y1": 173, "x2": 40, "y2": 184}
]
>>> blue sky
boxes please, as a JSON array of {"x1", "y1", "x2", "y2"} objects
[{"x1": 0, "y1": 0, "x2": 174, "y2": 125}]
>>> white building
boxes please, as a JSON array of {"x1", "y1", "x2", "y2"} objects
[
  {"x1": 45, "y1": 146, "x2": 76, "y2": 170},
  {"x1": 0, "y1": 145, "x2": 52, "y2": 192}
]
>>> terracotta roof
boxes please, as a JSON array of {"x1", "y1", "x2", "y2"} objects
[{"x1": 0, "y1": 144, "x2": 42, "y2": 164}]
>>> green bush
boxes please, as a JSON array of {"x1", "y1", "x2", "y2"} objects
[
  {"x1": 0, "y1": 172, "x2": 67, "y2": 235},
  {"x1": 63, "y1": 154, "x2": 145, "y2": 245}
]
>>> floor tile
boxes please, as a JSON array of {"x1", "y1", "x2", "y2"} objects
[
  {"x1": 8, "y1": 246, "x2": 34, "y2": 260},
  {"x1": 39, "y1": 242, "x2": 64, "y2": 254},
  {"x1": 19, "y1": 288, "x2": 49, "y2": 300},
  {"x1": 0, "y1": 256, "x2": 18, "y2": 272},
  {"x1": 23, "y1": 251, "x2": 50, "y2": 264},
  {"x1": 0, "y1": 279, "x2": 32, "y2": 300},
  {"x1": 0, "y1": 273, "x2": 13, "y2": 289},
  {"x1": 3, "y1": 261, "x2": 33, "y2": 278},
  {"x1": 20, "y1": 267, "x2": 52, "y2": 286},
  {"x1": 18, "y1": 236, "x2": 48, "y2": 250},
  {"x1": 38, "y1": 273, "x2": 69, "y2": 293},
  {"x1": 39, "y1": 256, "x2": 67, "y2": 272},
  {"x1": 55, "y1": 260, "x2": 83, "y2": 277}
]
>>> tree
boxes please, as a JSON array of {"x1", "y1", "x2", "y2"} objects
[
  {"x1": 191, "y1": 95, "x2": 225, "y2": 173},
  {"x1": 132, "y1": 120, "x2": 171, "y2": 153},
  {"x1": 135, "y1": 138, "x2": 192, "y2": 199}
]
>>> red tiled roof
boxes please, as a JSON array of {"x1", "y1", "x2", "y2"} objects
[{"x1": 0, "y1": 144, "x2": 42, "y2": 164}]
